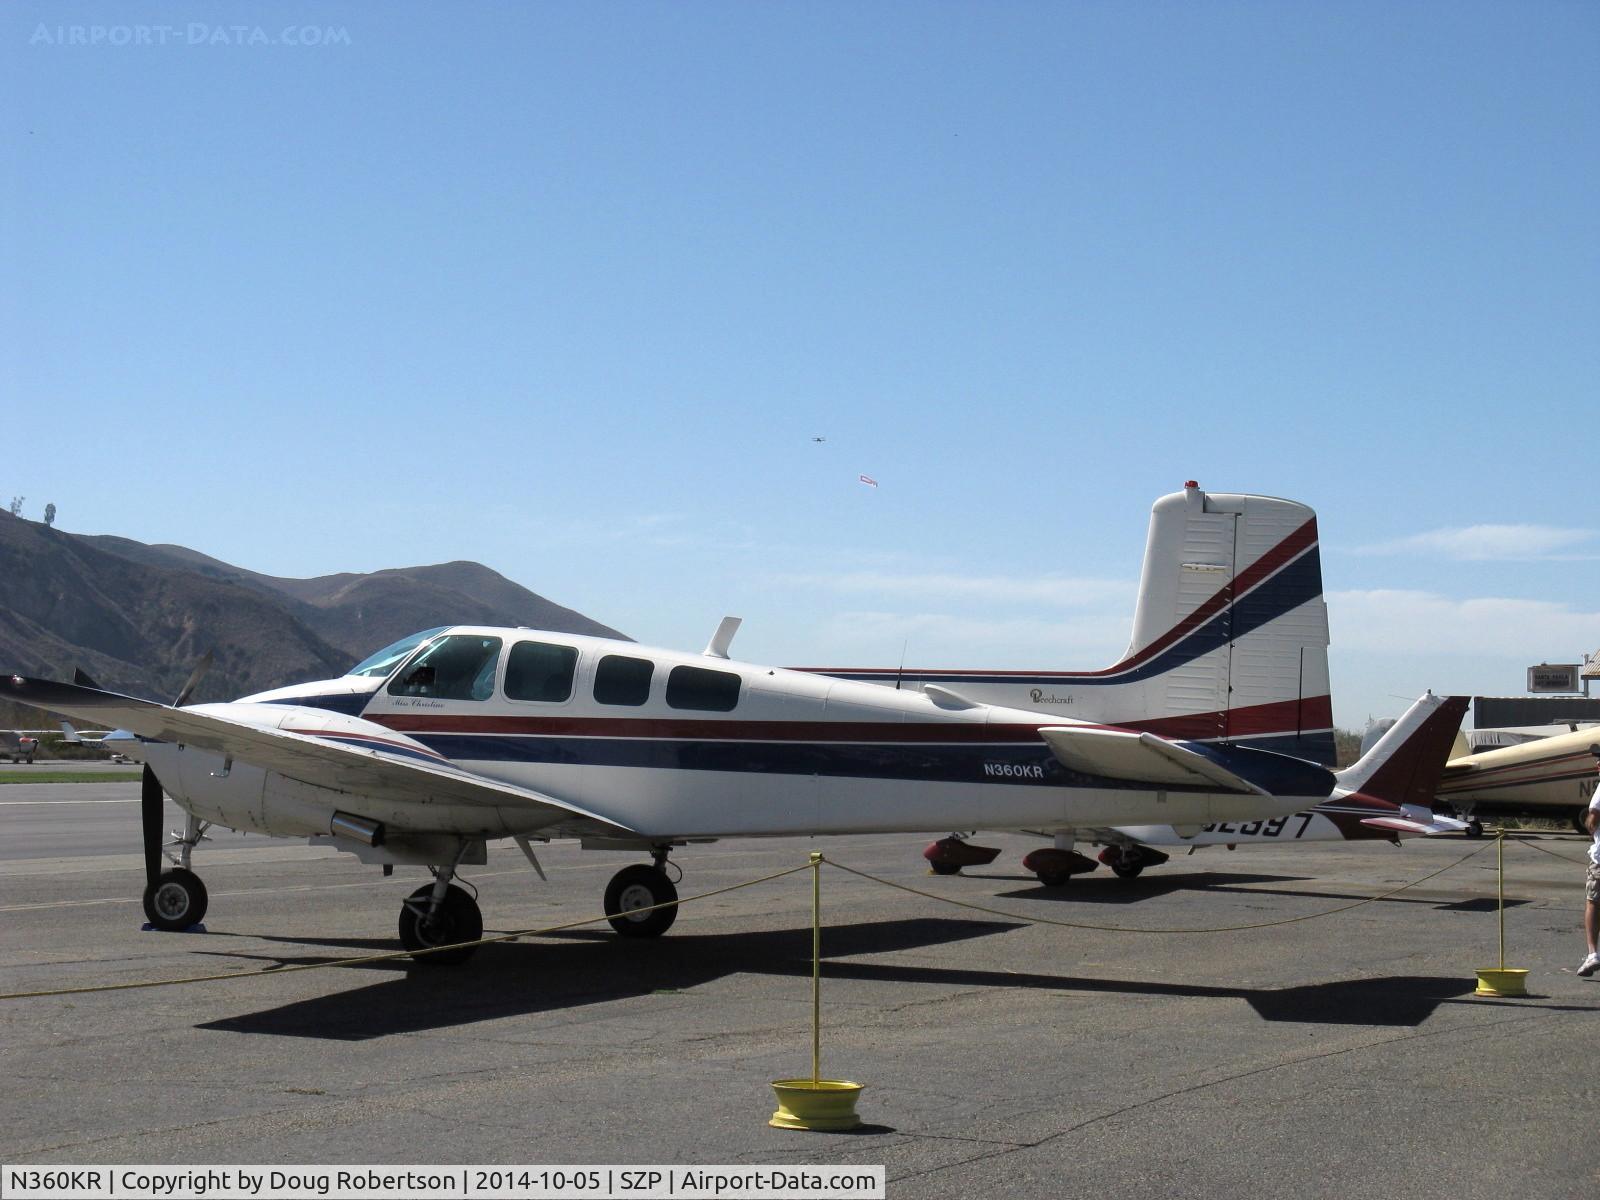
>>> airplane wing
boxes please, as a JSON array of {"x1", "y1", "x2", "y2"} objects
[
  {"x1": 4, "y1": 676, "x2": 635, "y2": 836},
  {"x1": 1037, "y1": 726, "x2": 1268, "y2": 795}
]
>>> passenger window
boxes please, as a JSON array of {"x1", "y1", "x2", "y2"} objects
[
  {"x1": 388, "y1": 635, "x2": 502, "y2": 701},
  {"x1": 666, "y1": 665, "x2": 740, "y2": 712},
  {"x1": 505, "y1": 641, "x2": 578, "y2": 703},
  {"x1": 594, "y1": 654, "x2": 653, "y2": 706}
]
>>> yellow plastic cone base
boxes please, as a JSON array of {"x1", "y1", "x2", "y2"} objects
[
  {"x1": 769, "y1": 1079, "x2": 864, "y2": 1131},
  {"x1": 1474, "y1": 968, "x2": 1529, "y2": 997}
]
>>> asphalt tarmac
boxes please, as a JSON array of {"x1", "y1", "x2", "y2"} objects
[{"x1": 2, "y1": 778, "x2": 1598, "y2": 1199}]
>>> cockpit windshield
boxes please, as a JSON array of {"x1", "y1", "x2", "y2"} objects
[{"x1": 346, "y1": 627, "x2": 449, "y2": 679}]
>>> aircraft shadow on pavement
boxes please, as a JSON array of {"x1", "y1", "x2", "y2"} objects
[
  {"x1": 981, "y1": 871, "x2": 1309, "y2": 905},
  {"x1": 196, "y1": 916, "x2": 1023, "y2": 1041},
  {"x1": 983, "y1": 873, "x2": 1527, "y2": 912},
  {"x1": 193, "y1": 915, "x2": 1595, "y2": 1042}
]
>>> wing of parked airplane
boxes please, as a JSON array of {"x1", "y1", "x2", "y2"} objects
[{"x1": 7, "y1": 676, "x2": 635, "y2": 834}]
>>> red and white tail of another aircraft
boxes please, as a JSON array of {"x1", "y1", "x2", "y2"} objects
[{"x1": 803, "y1": 482, "x2": 1334, "y2": 765}]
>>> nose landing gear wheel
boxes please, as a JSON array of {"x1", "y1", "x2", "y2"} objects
[
  {"x1": 399, "y1": 884, "x2": 484, "y2": 965},
  {"x1": 604, "y1": 864, "x2": 679, "y2": 938},
  {"x1": 143, "y1": 868, "x2": 209, "y2": 931}
]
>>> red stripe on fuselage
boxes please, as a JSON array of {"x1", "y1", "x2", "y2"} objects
[{"x1": 1121, "y1": 695, "x2": 1333, "y2": 741}]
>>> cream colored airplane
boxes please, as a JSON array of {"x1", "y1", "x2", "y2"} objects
[{"x1": 1435, "y1": 726, "x2": 1600, "y2": 834}]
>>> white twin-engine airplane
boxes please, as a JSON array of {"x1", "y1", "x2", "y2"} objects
[{"x1": 5, "y1": 486, "x2": 1464, "y2": 966}]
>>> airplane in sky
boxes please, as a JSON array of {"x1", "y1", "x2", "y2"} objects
[
  {"x1": 801, "y1": 482, "x2": 1334, "y2": 765},
  {"x1": 5, "y1": 623, "x2": 1462, "y2": 965}
]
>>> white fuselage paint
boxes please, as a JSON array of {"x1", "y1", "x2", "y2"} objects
[{"x1": 149, "y1": 628, "x2": 1336, "y2": 846}]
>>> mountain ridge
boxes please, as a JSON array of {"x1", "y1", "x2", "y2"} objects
[{"x1": 0, "y1": 511, "x2": 626, "y2": 718}]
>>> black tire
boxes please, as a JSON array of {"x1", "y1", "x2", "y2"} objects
[
  {"x1": 1037, "y1": 869, "x2": 1072, "y2": 887},
  {"x1": 1110, "y1": 859, "x2": 1145, "y2": 879},
  {"x1": 604, "y1": 864, "x2": 679, "y2": 938},
  {"x1": 929, "y1": 861, "x2": 961, "y2": 876},
  {"x1": 1465, "y1": 819, "x2": 1484, "y2": 839},
  {"x1": 398, "y1": 883, "x2": 483, "y2": 965},
  {"x1": 1575, "y1": 809, "x2": 1590, "y2": 837},
  {"x1": 143, "y1": 868, "x2": 209, "y2": 931}
]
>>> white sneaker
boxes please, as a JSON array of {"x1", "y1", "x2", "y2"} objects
[{"x1": 1579, "y1": 953, "x2": 1600, "y2": 977}]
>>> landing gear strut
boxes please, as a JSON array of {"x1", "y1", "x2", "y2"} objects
[
  {"x1": 399, "y1": 843, "x2": 483, "y2": 965},
  {"x1": 604, "y1": 847, "x2": 680, "y2": 939},
  {"x1": 142, "y1": 808, "x2": 212, "y2": 931}
]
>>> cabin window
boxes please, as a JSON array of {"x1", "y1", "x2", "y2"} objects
[
  {"x1": 387, "y1": 634, "x2": 502, "y2": 701},
  {"x1": 594, "y1": 654, "x2": 653, "y2": 706},
  {"x1": 505, "y1": 640, "x2": 579, "y2": 703},
  {"x1": 666, "y1": 664, "x2": 741, "y2": 712}
]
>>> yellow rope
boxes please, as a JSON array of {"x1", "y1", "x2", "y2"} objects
[
  {"x1": 820, "y1": 840, "x2": 1498, "y2": 934},
  {"x1": 1506, "y1": 835, "x2": 1593, "y2": 867},
  {"x1": 0, "y1": 863, "x2": 812, "y2": 1002}
]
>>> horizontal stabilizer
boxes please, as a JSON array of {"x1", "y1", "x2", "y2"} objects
[
  {"x1": 1360, "y1": 815, "x2": 1448, "y2": 836},
  {"x1": 1038, "y1": 726, "x2": 1268, "y2": 795}
]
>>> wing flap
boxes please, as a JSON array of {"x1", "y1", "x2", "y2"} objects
[
  {"x1": 5, "y1": 676, "x2": 635, "y2": 835},
  {"x1": 1038, "y1": 726, "x2": 1268, "y2": 795}
]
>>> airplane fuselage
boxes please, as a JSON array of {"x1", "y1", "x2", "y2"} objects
[{"x1": 154, "y1": 626, "x2": 1337, "y2": 845}]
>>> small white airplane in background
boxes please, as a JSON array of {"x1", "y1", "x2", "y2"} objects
[
  {"x1": 0, "y1": 730, "x2": 41, "y2": 763},
  {"x1": 6, "y1": 619, "x2": 1463, "y2": 965},
  {"x1": 56, "y1": 720, "x2": 135, "y2": 762}
]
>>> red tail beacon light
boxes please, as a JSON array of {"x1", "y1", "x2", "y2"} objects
[{"x1": 1184, "y1": 480, "x2": 1199, "y2": 490}]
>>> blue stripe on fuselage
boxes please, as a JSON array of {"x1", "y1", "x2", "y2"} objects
[
  {"x1": 263, "y1": 692, "x2": 373, "y2": 717},
  {"x1": 411, "y1": 731, "x2": 1333, "y2": 797}
]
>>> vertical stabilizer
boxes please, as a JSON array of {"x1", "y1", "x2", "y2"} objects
[
  {"x1": 1337, "y1": 693, "x2": 1470, "y2": 805},
  {"x1": 803, "y1": 483, "x2": 1335, "y2": 764},
  {"x1": 1121, "y1": 483, "x2": 1331, "y2": 761}
]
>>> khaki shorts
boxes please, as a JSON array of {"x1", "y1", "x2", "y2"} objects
[{"x1": 1588, "y1": 862, "x2": 1600, "y2": 903}]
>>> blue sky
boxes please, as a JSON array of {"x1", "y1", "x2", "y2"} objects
[{"x1": 3, "y1": 2, "x2": 1596, "y2": 728}]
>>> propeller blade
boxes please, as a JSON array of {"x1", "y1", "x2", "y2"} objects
[
  {"x1": 141, "y1": 765, "x2": 164, "y2": 890},
  {"x1": 172, "y1": 650, "x2": 215, "y2": 708},
  {"x1": 72, "y1": 667, "x2": 102, "y2": 689}
]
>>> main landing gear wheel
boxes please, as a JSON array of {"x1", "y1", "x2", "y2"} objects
[
  {"x1": 605, "y1": 864, "x2": 679, "y2": 938},
  {"x1": 398, "y1": 884, "x2": 483, "y2": 965},
  {"x1": 1109, "y1": 858, "x2": 1145, "y2": 880},
  {"x1": 143, "y1": 868, "x2": 208, "y2": 931},
  {"x1": 928, "y1": 862, "x2": 961, "y2": 876},
  {"x1": 1464, "y1": 819, "x2": 1484, "y2": 839}
]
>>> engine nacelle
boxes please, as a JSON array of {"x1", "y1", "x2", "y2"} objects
[{"x1": 142, "y1": 702, "x2": 513, "y2": 840}]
